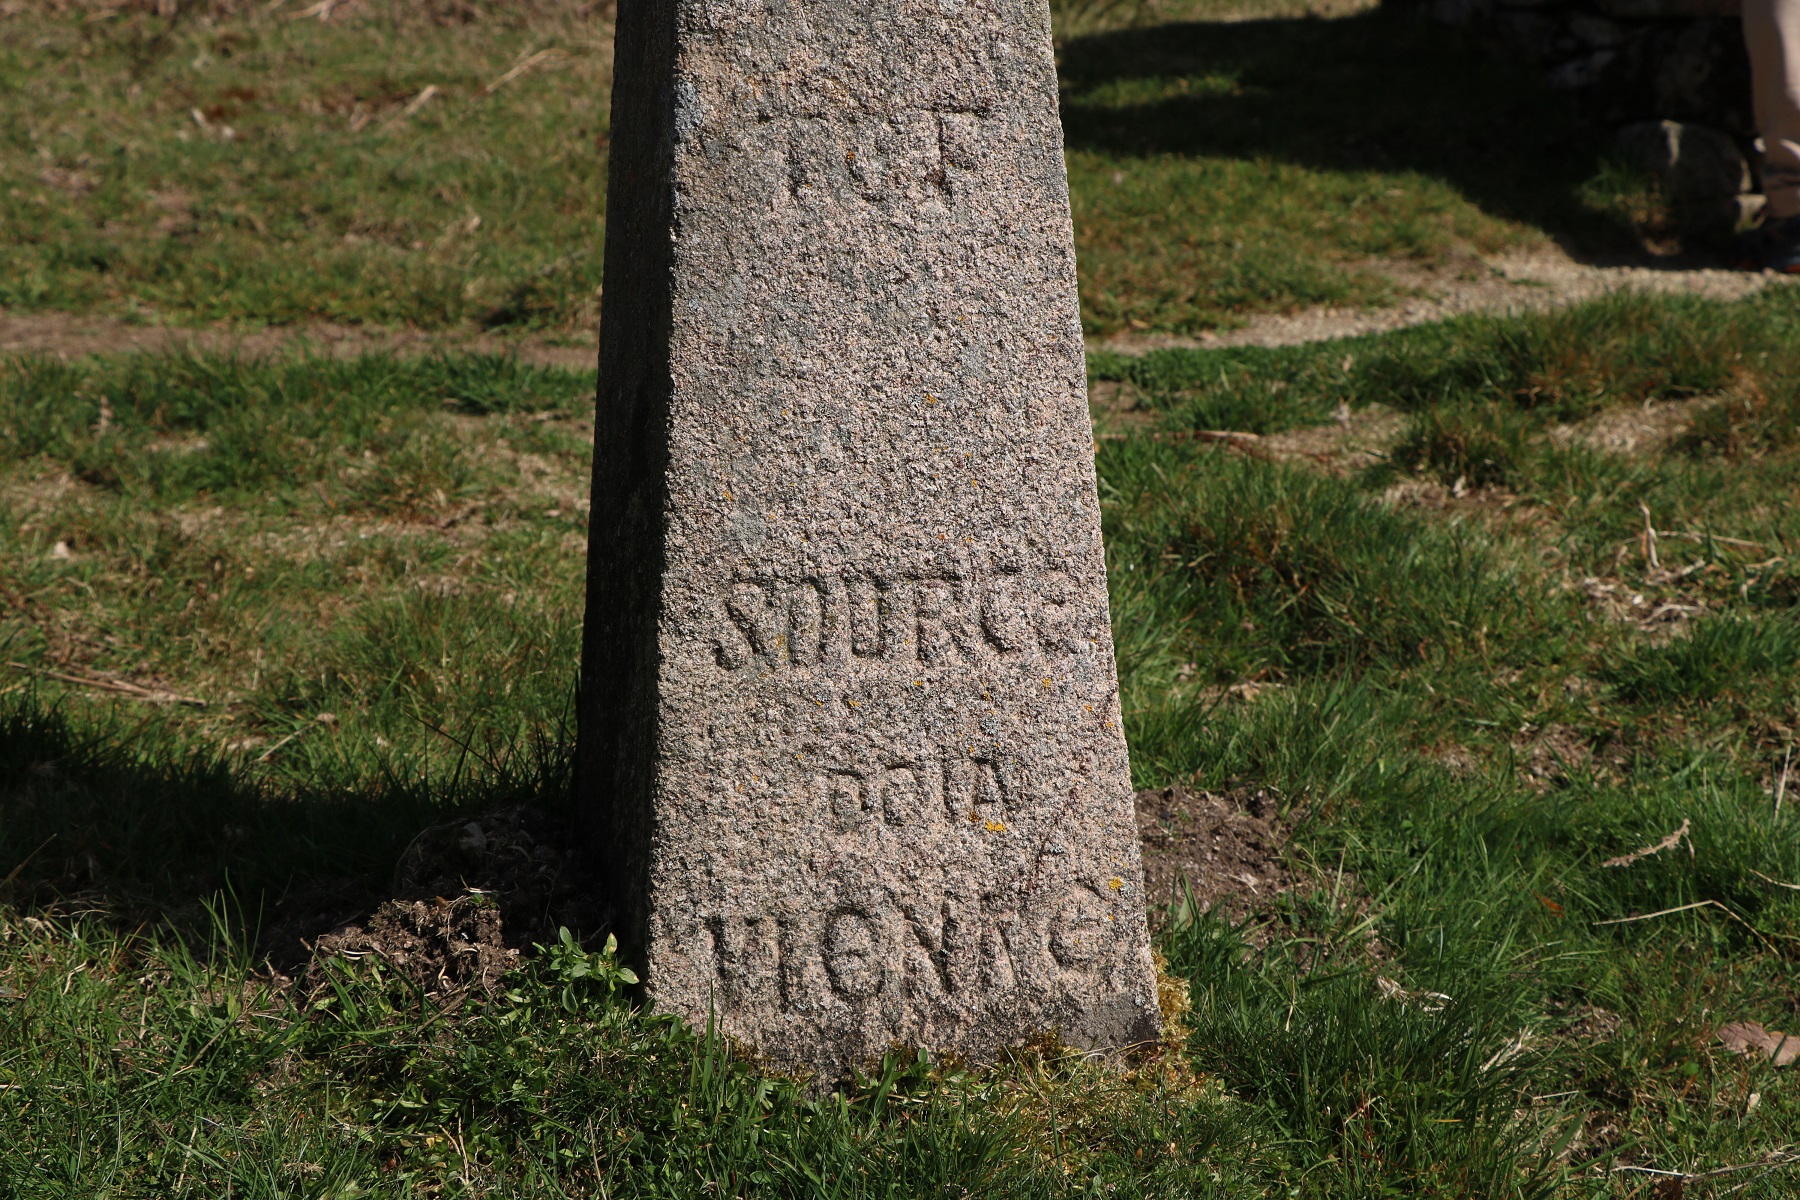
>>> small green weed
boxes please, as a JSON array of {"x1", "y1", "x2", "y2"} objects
[{"x1": 541, "y1": 927, "x2": 638, "y2": 1014}]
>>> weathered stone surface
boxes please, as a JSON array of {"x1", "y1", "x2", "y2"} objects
[{"x1": 578, "y1": 0, "x2": 1160, "y2": 1076}]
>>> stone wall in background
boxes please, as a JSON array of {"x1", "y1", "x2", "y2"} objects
[
  {"x1": 1422, "y1": 0, "x2": 1749, "y2": 130},
  {"x1": 1407, "y1": 0, "x2": 1758, "y2": 229}
]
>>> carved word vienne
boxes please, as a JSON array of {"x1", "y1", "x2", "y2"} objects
[{"x1": 700, "y1": 881, "x2": 1125, "y2": 1013}]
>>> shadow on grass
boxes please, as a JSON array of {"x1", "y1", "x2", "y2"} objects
[
  {"x1": 1060, "y1": 7, "x2": 1697, "y2": 262},
  {"x1": 0, "y1": 690, "x2": 582, "y2": 965}
]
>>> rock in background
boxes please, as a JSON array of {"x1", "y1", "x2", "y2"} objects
[{"x1": 1615, "y1": 115, "x2": 1763, "y2": 229}]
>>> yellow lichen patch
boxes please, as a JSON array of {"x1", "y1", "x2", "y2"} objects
[{"x1": 984, "y1": 819, "x2": 1007, "y2": 832}]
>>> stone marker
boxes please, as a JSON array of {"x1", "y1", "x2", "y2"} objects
[{"x1": 579, "y1": 0, "x2": 1160, "y2": 1075}]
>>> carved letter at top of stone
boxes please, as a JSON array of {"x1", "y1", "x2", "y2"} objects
[{"x1": 577, "y1": 0, "x2": 1160, "y2": 1078}]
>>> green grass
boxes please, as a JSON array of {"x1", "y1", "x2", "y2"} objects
[
  {"x1": 0, "y1": 352, "x2": 594, "y2": 798},
  {"x1": 1057, "y1": 6, "x2": 1652, "y2": 336},
  {"x1": 7, "y1": 284, "x2": 1800, "y2": 1195},
  {"x1": 3, "y1": 0, "x2": 1798, "y2": 1192},
  {"x1": 1, "y1": 0, "x2": 1663, "y2": 340},
  {"x1": 2, "y1": 890, "x2": 1250, "y2": 1197},
  {"x1": 0, "y1": 1, "x2": 611, "y2": 333},
  {"x1": 1607, "y1": 614, "x2": 1800, "y2": 705}
]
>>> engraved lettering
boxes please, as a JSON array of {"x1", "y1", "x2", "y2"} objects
[
  {"x1": 936, "y1": 110, "x2": 984, "y2": 171},
  {"x1": 715, "y1": 635, "x2": 750, "y2": 670},
  {"x1": 779, "y1": 917, "x2": 819, "y2": 1013},
  {"x1": 980, "y1": 572, "x2": 1032, "y2": 653},
  {"x1": 915, "y1": 579, "x2": 982, "y2": 664},
  {"x1": 704, "y1": 888, "x2": 1116, "y2": 1016},
  {"x1": 877, "y1": 579, "x2": 907, "y2": 660},
  {"x1": 789, "y1": 579, "x2": 825, "y2": 665},
  {"x1": 1049, "y1": 887, "x2": 1109, "y2": 969},
  {"x1": 816, "y1": 769, "x2": 866, "y2": 830},
  {"x1": 846, "y1": 573, "x2": 884, "y2": 659},
  {"x1": 902, "y1": 900, "x2": 956, "y2": 994},
  {"x1": 878, "y1": 765, "x2": 923, "y2": 826},
  {"x1": 913, "y1": 580, "x2": 957, "y2": 664},
  {"x1": 714, "y1": 568, "x2": 1086, "y2": 670},
  {"x1": 824, "y1": 909, "x2": 884, "y2": 999},
  {"x1": 1034, "y1": 571, "x2": 1082, "y2": 654},
  {"x1": 785, "y1": 117, "x2": 834, "y2": 201},
  {"x1": 977, "y1": 901, "x2": 1018, "y2": 993},
  {"x1": 943, "y1": 902, "x2": 975, "y2": 992},
  {"x1": 845, "y1": 125, "x2": 884, "y2": 204},
  {"x1": 944, "y1": 755, "x2": 1009, "y2": 822},
  {"x1": 709, "y1": 914, "x2": 782, "y2": 1007},
  {"x1": 726, "y1": 580, "x2": 781, "y2": 661},
  {"x1": 973, "y1": 758, "x2": 1006, "y2": 813},
  {"x1": 815, "y1": 574, "x2": 847, "y2": 664},
  {"x1": 941, "y1": 757, "x2": 966, "y2": 819}
]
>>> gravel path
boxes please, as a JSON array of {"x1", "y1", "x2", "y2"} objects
[
  {"x1": 1, "y1": 246, "x2": 1789, "y2": 365},
  {"x1": 1087, "y1": 247, "x2": 1792, "y2": 354},
  {"x1": 0, "y1": 309, "x2": 598, "y2": 369}
]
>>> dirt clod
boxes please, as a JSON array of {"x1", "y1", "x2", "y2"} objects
[
  {"x1": 312, "y1": 893, "x2": 516, "y2": 996},
  {"x1": 1516, "y1": 722, "x2": 1597, "y2": 788},
  {"x1": 293, "y1": 805, "x2": 605, "y2": 998},
  {"x1": 1559, "y1": 1003, "x2": 1623, "y2": 1042}
]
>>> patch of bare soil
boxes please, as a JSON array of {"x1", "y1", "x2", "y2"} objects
[
  {"x1": 0, "y1": 307, "x2": 597, "y2": 370},
  {"x1": 1556, "y1": 1002, "x2": 1624, "y2": 1042},
  {"x1": 1514, "y1": 722, "x2": 1597, "y2": 788},
  {"x1": 1098, "y1": 379, "x2": 1714, "y2": 512},
  {"x1": 1576, "y1": 568, "x2": 1717, "y2": 644},
  {"x1": 1091, "y1": 396, "x2": 1411, "y2": 478},
  {"x1": 312, "y1": 894, "x2": 518, "y2": 996},
  {"x1": 1258, "y1": 403, "x2": 1409, "y2": 473},
  {"x1": 269, "y1": 805, "x2": 608, "y2": 1000},
  {"x1": 1548, "y1": 397, "x2": 1711, "y2": 457},
  {"x1": 1136, "y1": 785, "x2": 1292, "y2": 929},
  {"x1": 10, "y1": 249, "x2": 1781, "y2": 371},
  {"x1": 1088, "y1": 378, "x2": 1161, "y2": 439},
  {"x1": 1379, "y1": 478, "x2": 1543, "y2": 532},
  {"x1": 1088, "y1": 248, "x2": 1794, "y2": 354}
]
